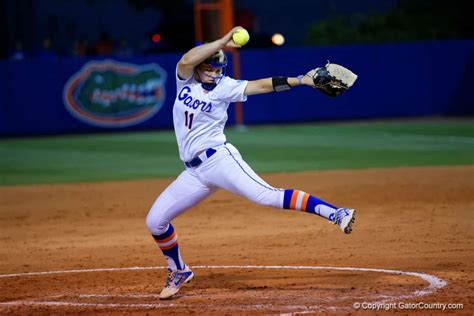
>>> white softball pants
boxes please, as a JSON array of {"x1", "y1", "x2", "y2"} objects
[{"x1": 146, "y1": 143, "x2": 285, "y2": 235}]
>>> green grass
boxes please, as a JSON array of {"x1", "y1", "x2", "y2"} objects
[{"x1": 1, "y1": 119, "x2": 473, "y2": 185}]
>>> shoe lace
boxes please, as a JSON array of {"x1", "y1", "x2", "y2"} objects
[
  {"x1": 332, "y1": 208, "x2": 346, "y2": 225},
  {"x1": 165, "y1": 270, "x2": 176, "y2": 287}
]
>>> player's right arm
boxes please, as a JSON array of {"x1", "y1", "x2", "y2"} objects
[{"x1": 177, "y1": 27, "x2": 243, "y2": 80}]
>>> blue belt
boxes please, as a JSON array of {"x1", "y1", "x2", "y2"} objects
[{"x1": 184, "y1": 148, "x2": 217, "y2": 168}]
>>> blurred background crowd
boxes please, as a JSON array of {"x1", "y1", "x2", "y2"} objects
[{"x1": 1, "y1": 0, "x2": 472, "y2": 61}]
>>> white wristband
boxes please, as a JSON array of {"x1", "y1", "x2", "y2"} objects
[{"x1": 297, "y1": 75, "x2": 304, "y2": 85}]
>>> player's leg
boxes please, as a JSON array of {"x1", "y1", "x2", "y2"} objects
[
  {"x1": 281, "y1": 189, "x2": 356, "y2": 233},
  {"x1": 146, "y1": 169, "x2": 214, "y2": 298},
  {"x1": 202, "y1": 143, "x2": 355, "y2": 233},
  {"x1": 200, "y1": 143, "x2": 282, "y2": 207}
]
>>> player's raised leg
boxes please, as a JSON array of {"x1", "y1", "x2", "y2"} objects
[
  {"x1": 146, "y1": 169, "x2": 214, "y2": 299},
  {"x1": 204, "y1": 143, "x2": 355, "y2": 233},
  {"x1": 282, "y1": 189, "x2": 356, "y2": 234}
]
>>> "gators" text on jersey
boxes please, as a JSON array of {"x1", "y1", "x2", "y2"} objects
[{"x1": 178, "y1": 86, "x2": 213, "y2": 113}]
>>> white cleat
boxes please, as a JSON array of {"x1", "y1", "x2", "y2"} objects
[
  {"x1": 159, "y1": 266, "x2": 194, "y2": 300},
  {"x1": 332, "y1": 208, "x2": 356, "y2": 234}
]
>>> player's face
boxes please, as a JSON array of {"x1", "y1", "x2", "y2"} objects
[{"x1": 196, "y1": 64, "x2": 224, "y2": 83}]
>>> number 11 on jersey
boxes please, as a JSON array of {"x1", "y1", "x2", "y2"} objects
[{"x1": 184, "y1": 111, "x2": 194, "y2": 130}]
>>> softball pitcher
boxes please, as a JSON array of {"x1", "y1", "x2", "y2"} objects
[{"x1": 146, "y1": 26, "x2": 358, "y2": 299}]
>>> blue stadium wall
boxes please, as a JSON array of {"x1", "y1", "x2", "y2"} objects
[{"x1": 0, "y1": 40, "x2": 472, "y2": 136}]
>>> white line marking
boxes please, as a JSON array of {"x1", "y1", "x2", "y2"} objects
[
  {"x1": 0, "y1": 266, "x2": 163, "y2": 278},
  {"x1": 0, "y1": 265, "x2": 447, "y2": 312},
  {"x1": 0, "y1": 301, "x2": 174, "y2": 309},
  {"x1": 79, "y1": 293, "x2": 162, "y2": 299}
]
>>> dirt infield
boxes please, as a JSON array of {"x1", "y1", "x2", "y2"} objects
[{"x1": 0, "y1": 166, "x2": 473, "y2": 315}]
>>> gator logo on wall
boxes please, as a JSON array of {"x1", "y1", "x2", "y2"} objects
[{"x1": 63, "y1": 60, "x2": 167, "y2": 127}]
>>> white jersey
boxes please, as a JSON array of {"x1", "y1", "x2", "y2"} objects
[{"x1": 173, "y1": 67, "x2": 248, "y2": 162}]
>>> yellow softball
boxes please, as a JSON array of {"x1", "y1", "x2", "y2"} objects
[{"x1": 232, "y1": 28, "x2": 250, "y2": 46}]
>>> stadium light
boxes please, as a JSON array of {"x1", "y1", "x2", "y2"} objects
[{"x1": 272, "y1": 33, "x2": 285, "y2": 46}]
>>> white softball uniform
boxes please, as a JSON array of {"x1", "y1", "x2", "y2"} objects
[
  {"x1": 146, "y1": 68, "x2": 285, "y2": 235},
  {"x1": 173, "y1": 69, "x2": 248, "y2": 162}
]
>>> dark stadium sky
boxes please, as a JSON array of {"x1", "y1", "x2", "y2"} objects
[{"x1": 3, "y1": 0, "x2": 399, "y2": 57}]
